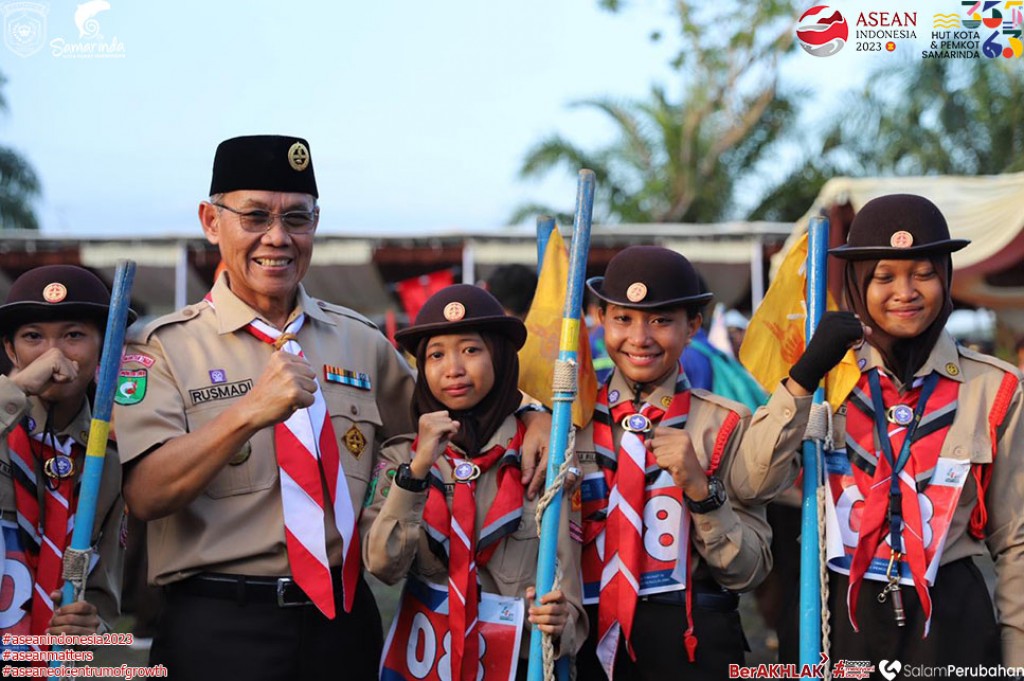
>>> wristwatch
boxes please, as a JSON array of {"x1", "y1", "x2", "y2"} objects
[
  {"x1": 684, "y1": 475, "x2": 727, "y2": 514},
  {"x1": 394, "y1": 463, "x2": 429, "y2": 493}
]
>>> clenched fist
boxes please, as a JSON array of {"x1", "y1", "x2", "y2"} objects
[
  {"x1": 409, "y1": 411, "x2": 460, "y2": 479},
  {"x1": 647, "y1": 427, "x2": 710, "y2": 501},
  {"x1": 10, "y1": 347, "x2": 80, "y2": 397},
  {"x1": 242, "y1": 350, "x2": 318, "y2": 429}
]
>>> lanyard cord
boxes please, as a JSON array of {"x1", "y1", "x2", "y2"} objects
[{"x1": 867, "y1": 370, "x2": 940, "y2": 554}]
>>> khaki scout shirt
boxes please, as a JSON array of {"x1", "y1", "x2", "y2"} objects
[
  {"x1": 112, "y1": 275, "x2": 415, "y2": 584},
  {"x1": 363, "y1": 415, "x2": 587, "y2": 659},
  {"x1": 577, "y1": 366, "x2": 810, "y2": 592},
  {"x1": 0, "y1": 376, "x2": 124, "y2": 631}
]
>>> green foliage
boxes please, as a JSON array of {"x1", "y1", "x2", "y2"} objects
[
  {"x1": 0, "y1": 71, "x2": 41, "y2": 231},
  {"x1": 513, "y1": 0, "x2": 803, "y2": 225}
]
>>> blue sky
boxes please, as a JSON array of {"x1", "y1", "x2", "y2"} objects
[{"x1": 0, "y1": 0, "x2": 983, "y2": 237}]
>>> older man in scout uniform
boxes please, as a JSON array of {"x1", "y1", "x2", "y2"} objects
[
  {"x1": 573, "y1": 247, "x2": 820, "y2": 680},
  {"x1": 111, "y1": 135, "x2": 417, "y2": 680},
  {"x1": 0, "y1": 266, "x2": 130, "y2": 646}
]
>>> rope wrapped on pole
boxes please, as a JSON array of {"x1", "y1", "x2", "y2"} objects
[
  {"x1": 526, "y1": 170, "x2": 595, "y2": 681},
  {"x1": 49, "y1": 260, "x2": 136, "y2": 677}
]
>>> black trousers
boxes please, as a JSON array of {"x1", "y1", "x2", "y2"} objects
[
  {"x1": 779, "y1": 557, "x2": 1001, "y2": 668},
  {"x1": 576, "y1": 596, "x2": 747, "y2": 680},
  {"x1": 151, "y1": 574, "x2": 383, "y2": 681}
]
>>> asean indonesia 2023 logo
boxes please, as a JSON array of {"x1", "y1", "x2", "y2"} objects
[{"x1": 797, "y1": 5, "x2": 849, "y2": 56}]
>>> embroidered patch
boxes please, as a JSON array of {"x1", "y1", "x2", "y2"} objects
[
  {"x1": 569, "y1": 520, "x2": 584, "y2": 543},
  {"x1": 363, "y1": 461, "x2": 390, "y2": 507},
  {"x1": 209, "y1": 369, "x2": 227, "y2": 384},
  {"x1": 121, "y1": 352, "x2": 155, "y2": 368},
  {"x1": 577, "y1": 451, "x2": 597, "y2": 464},
  {"x1": 115, "y1": 369, "x2": 147, "y2": 405},
  {"x1": 344, "y1": 425, "x2": 367, "y2": 457},
  {"x1": 190, "y1": 379, "x2": 253, "y2": 406},
  {"x1": 608, "y1": 389, "x2": 620, "y2": 403},
  {"x1": 324, "y1": 365, "x2": 372, "y2": 391},
  {"x1": 571, "y1": 487, "x2": 582, "y2": 512}
]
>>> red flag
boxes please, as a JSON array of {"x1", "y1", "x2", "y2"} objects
[{"x1": 396, "y1": 270, "x2": 455, "y2": 322}]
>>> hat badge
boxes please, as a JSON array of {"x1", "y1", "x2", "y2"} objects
[
  {"x1": 890, "y1": 230, "x2": 914, "y2": 248},
  {"x1": 288, "y1": 142, "x2": 310, "y2": 172},
  {"x1": 443, "y1": 302, "x2": 466, "y2": 321},
  {"x1": 626, "y1": 282, "x2": 648, "y2": 303},
  {"x1": 42, "y1": 282, "x2": 68, "y2": 303}
]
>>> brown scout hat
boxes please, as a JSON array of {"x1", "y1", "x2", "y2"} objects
[
  {"x1": 209, "y1": 135, "x2": 318, "y2": 198},
  {"x1": 829, "y1": 194, "x2": 970, "y2": 260},
  {"x1": 394, "y1": 284, "x2": 527, "y2": 355},
  {"x1": 0, "y1": 265, "x2": 137, "y2": 334},
  {"x1": 586, "y1": 245, "x2": 713, "y2": 309}
]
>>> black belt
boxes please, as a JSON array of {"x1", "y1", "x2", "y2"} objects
[
  {"x1": 167, "y1": 568, "x2": 346, "y2": 608},
  {"x1": 640, "y1": 583, "x2": 739, "y2": 613}
]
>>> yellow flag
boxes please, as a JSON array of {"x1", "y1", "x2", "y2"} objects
[
  {"x1": 518, "y1": 229, "x2": 598, "y2": 428},
  {"x1": 739, "y1": 232, "x2": 859, "y2": 411}
]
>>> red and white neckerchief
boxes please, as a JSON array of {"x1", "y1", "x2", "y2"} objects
[
  {"x1": 843, "y1": 369, "x2": 958, "y2": 635},
  {"x1": 589, "y1": 370, "x2": 714, "y2": 675},
  {"x1": 7, "y1": 424, "x2": 80, "y2": 653},
  {"x1": 206, "y1": 295, "x2": 359, "y2": 618},
  {"x1": 420, "y1": 420, "x2": 525, "y2": 681}
]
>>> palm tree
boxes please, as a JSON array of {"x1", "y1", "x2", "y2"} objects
[
  {"x1": 0, "y1": 71, "x2": 41, "y2": 231},
  {"x1": 511, "y1": 0, "x2": 800, "y2": 224},
  {"x1": 752, "y1": 59, "x2": 1024, "y2": 220}
]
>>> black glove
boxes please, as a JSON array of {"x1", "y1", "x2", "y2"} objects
[{"x1": 788, "y1": 311, "x2": 864, "y2": 392}]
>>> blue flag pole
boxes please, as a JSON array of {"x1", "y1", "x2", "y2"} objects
[
  {"x1": 526, "y1": 170, "x2": 595, "y2": 681},
  {"x1": 50, "y1": 260, "x2": 135, "y2": 675},
  {"x1": 799, "y1": 217, "x2": 829, "y2": 675}
]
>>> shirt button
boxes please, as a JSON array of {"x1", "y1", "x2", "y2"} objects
[
  {"x1": 183, "y1": 308, "x2": 195, "y2": 318},
  {"x1": 5, "y1": 404, "x2": 17, "y2": 415},
  {"x1": 783, "y1": 409, "x2": 793, "y2": 419},
  {"x1": 350, "y1": 405, "x2": 358, "y2": 416},
  {"x1": 954, "y1": 446, "x2": 966, "y2": 457},
  {"x1": 80, "y1": 431, "x2": 89, "y2": 441}
]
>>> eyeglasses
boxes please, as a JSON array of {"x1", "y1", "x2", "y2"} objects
[{"x1": 212, "y1": 202, "x2": 319, "y2": 234}]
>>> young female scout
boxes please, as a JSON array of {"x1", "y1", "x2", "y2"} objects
[
  {"x1": 778, "y1": 194, "x2": 1024, "y2": 666},
  {"x1": 572, "y1": 246, "x2": 815, "y2": 680},
  {"x1": 0, "y1": 266, "x2": 133, "y2": 646},
  {"x1": 363, "y1": 284, "x2": 586, "y2": 681}
]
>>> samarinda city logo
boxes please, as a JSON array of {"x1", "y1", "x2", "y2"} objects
[{"x1": 0, "y1": 0, "x2": 126, "y2": 58}]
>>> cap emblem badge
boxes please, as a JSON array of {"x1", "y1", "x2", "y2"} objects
[
  {"x1": 443, "y1": 302, "x2": 466, "y2": 321},
  {"x1": 288, "y1": 142, "x2": 310, "y2": 171},
  {"x1": 626, "y1": 282, "x2": 648, "y2": 303},
  {"x1": 42, "y1": 283, "x2": 67, "y2": 303},
  {"x1": 890, "y1": 230, "x2": 914, "y2": 248}
]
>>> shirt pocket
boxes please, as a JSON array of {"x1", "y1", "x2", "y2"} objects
[
  {"x1": 186, "y1": 402, "x2": 277, "y2": 499},
  {"x1": 323, "y1": 387, "x2": 383, "y2": 488},
  {"x1": 489, "y1": 501, "x2": 539, "y2": 588}
]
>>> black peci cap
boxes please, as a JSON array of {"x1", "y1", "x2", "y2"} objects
[{"x1": 209, "y1": 135, "x2": 318, "y2": 198}]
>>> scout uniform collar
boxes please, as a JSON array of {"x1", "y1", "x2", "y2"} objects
[
  {"x1": 855, "y1": 332, "x2": 964, "y2": 386},
  {"x1": 208, "y1": 271, "x2": 333, "y2": 334},
  {"x1": 24, "y1": 397, "x2": 92, "y2": 449},
  {"x1": 606, "y1": 364, "x2": 683, "y2": 411},
  {"x1": 441, "y1": 415, "x2": 521, "y2": 459}
]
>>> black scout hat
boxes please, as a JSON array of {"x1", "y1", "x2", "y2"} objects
[
  {"x1": 587, "y1": 246, "x2": 713, "y2": 309},
  {"x1": 394, "y1": 284, "x2": 527, "y2": 355},
  {"x1": 829, "y1": 194, "x2": 970, "y2": 260},
  {"x1": 0, "y1": 265, "x2": 137, "y2": 334},
  {"x1": 209, "y1": 135, "x2": 318, "y2": 198}
]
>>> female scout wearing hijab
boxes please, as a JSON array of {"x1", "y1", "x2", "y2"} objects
[
  {"x1": 363, "y1": 285, "x2": 586, "y2": 681},
  {"x1": 0, "y1": 266, "x2": 132, "y2": 644},
  {"x1": 775, "y1": 194, "x2": 1024, "y2": 666}
]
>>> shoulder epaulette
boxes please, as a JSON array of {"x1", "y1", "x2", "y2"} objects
[
  {"x1": 957, "y1": 344, "x2": 1022, "y2": 379},
  {"x1": 313, "y1": 300, "x2": 379, "y2": 330},
  {"x1": 128, "y1": 301, "x2": 209, "y2": 343},
  {"x1": 690, "y1": 388, "x2": 753, "y2": 419}
]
